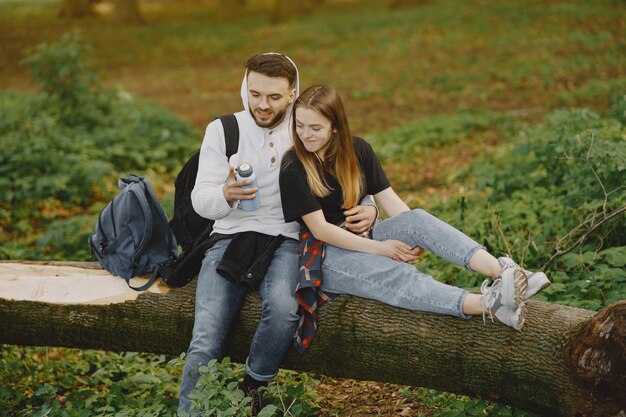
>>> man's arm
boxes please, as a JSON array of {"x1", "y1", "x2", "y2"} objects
[{"x1": 190, "y1": 121, "x2": 237, "y2": 220}]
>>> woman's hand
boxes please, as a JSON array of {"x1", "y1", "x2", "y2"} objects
[
  {"x1": 377, "y1": 240, "x2": 420, "y2": 262},
  {"x1": 343, "y1": 205, "x2": 377, "y2": 234},
  {"x1": 404, "y1": 246, "x2": 426, "y2": 264}
]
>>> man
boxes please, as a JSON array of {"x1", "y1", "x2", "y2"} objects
[{"x1": 178, "y1": 53, "x2": 379, "y2": 415}]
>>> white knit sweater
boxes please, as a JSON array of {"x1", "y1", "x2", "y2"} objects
[{"x1": 190, "y1": 62, "x2": 300, "y2": 240}]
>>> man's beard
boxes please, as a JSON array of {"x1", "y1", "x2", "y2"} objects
[{"x1": 251, "y1": 107, "x2": 287, "y2": 128}]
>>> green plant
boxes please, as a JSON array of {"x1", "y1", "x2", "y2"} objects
[
  {"x1": 418, "y1": 100, "x2": 626, "y2": 310},
  {"x1": 408, "y1": 387, "x2": 539, "y2": 417},
  {"x1": 369, "y1": 110, "x2": 515, "y2": 163},
  {"x1": 36, "y1": 214, "x2": 97, "y2": 260},
  {"x1": 0, "y1": 345, "x2": 181, "y2": 416},
  {"x1": 0, "y1": 32, "x2": 198, "y2": 259},
  {"x1": 262, "y1": 371, "x2": 321, "y2": 417},
  {"x1": 171, "y1": 356, "x2": 320, "y2": 417},
  {"x1": 177, "y1": 356, "x2": 253, "y2": 417},
  {"x1": 22, "y1": 30, "x2": 101, "y2": 127}
]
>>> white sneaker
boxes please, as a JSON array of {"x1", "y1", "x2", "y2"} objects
[
  {"x1": 495, "y1": 305, "x2": 526, "y2": 331},
  {"x1": 498, "y1": 257, "x2": 550, "y2": 301},
  {"x1": 481, "y1": 280, "x2": 526, "y2": 330},
  {"x1": 496, "y1": 258, "x2": 528, "y2": 309},
  {"x1": 480, "y1": 263, "x2": 528, "y2": 331}
]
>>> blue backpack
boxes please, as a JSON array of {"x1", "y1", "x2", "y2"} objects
[{"x1": 89, "y1": 174, "x2": 177, "y2": 290}]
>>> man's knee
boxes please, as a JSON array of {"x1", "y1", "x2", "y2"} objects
[
  {"x1": 262, "y1": 263, "x2": 299, "y2": 318},
  {"x1": 261, "y1": 294, "x2": 299, "y2": 326},
  {"x1": 187, "y1": 330, "x2": 222, "y2": 359}
]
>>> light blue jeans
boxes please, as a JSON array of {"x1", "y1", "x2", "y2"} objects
[
  {"x1": 178, "y1": 238, "x2": 299, "y2": 414},
  {"x1": 320, "y1": 209, "x2": 483, "y2": 318}
]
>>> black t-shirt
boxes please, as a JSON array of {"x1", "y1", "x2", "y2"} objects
[{"x1": 280, "y1": 136, "x2": 390, "y2": 225}]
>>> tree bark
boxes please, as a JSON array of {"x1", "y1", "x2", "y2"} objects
[
  {"x1": 388, "y1": 0, "x2": 432, "y2": 9},
  {"x1": 269, "y1": 0, "x2": 294, "y2": 24},
  {"x1": 269, "y1": 0, "x2": 315, "y2": 24},
  {"x1": 0, "y1": 261, "x2": 624, "y2": 417},
  {"x1": 111, "y1": 0, "x2": 144, "y2": 24},
  {"x1": 58, "y1": 0, "x2": 96, "y2": 18},
  {"x1": 215, "y1": 0, "x2": 245, "y2": 20}
]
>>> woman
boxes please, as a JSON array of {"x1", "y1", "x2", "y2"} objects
[{"x1": 279, "y1": 85, "x2": 550, "y2": 345}]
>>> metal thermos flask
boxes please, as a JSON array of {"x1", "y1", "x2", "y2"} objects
[{"x1": 236, "y1": 162, "x2": 261, "y2": 211}]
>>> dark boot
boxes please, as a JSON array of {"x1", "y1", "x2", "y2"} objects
[{"x1": 241, "y1": 374, "x2": 267, "y2": 416}]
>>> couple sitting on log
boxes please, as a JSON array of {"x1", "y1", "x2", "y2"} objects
[{"x1": 177, "y1": 52, "x2": 550, "y2": 416}]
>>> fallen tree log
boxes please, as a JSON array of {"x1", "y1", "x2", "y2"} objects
[{"x1": 0, "y1": 261, "x2": 624, "y2": 417}]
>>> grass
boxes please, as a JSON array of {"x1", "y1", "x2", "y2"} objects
[{"x1": 0, "y1": 0, "x2": 623, "y2": 132}]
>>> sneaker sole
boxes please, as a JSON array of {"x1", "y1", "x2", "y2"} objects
[
  {"x1": 498, "y1": 267, "x2": 528, "y2": 309},
  {"x1": 513, "y1": 268, "x2": 528, "y2": 310},
  {"x1": 517, "y1": 304, "x2": 526, "y2": 330}
]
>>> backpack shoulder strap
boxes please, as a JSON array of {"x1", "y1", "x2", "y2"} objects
[{"x1": 218, "y1": 114, "x2": 239, "y2": 159}]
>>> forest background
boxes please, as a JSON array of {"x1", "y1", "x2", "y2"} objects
[{"x1": 0, "y1": 0, "x2": 624, "y2": 416}]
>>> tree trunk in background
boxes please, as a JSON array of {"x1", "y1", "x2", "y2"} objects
[
  {"x1": 270, "y1": 0, "x2": 300, "y2": 24},
  {"x1": 216, "y1": 0, "x2": 245, "y2": 20},
  {"x1": 58, "y1": 0, "x2": 95, "y2": 18},
  {"x1": 389, "y1": 0, "x2": 431, "y2": 9},
  {"x1": 270, "y1": 0, "x2": 319, "y2": 24},
  {"x1": 111, "y1": 0, "x2": 144, "y2": 23},
  {"x1": 0, "y1": 262, "x2": 624, "y2": 417}
]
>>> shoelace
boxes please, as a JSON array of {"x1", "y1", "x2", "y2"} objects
[{"x1": 481, "y1": 278, "x2": 502, "y2": 324}]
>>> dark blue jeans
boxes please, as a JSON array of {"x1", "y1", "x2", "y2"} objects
[{"x1": 178, "y1": 237, "x2": 299, "y2": 413}]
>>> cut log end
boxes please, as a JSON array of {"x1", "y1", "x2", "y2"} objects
[
  {"x1": 566, "y1": 300, "x2": 626, "y2": 417},
  {"x1": 0, "y1": 262, "x2": 169, "y2": 305}
]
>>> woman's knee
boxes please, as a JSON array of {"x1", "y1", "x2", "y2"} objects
[
  {"x1": 373, "y1": 209, "x2": 431, "y2": 244},
  {"x1": 409, "y1": 208, "x2": 431, "y2": 223},
  {"x1": 387, "y1": 208, "x2": 431, "y2": 229}
]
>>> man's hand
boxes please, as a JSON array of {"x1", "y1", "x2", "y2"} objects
[
  {"x1": 223, "y1": 166, "x2": 257, "y2": 203},
  {"x1": 343, "y1": 205, "x2": 377, "y2": 234}
]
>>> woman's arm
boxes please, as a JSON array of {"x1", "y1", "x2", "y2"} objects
[
  {"x1": 302, "y1": 209, "x2": 415, "y2": 261},
  {"x1": 374, "y1": 187, "x2": 410, "y2": 218}
]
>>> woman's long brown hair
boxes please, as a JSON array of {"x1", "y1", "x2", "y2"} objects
[{"x1": 291, "y1": 85, "x2": 363, "y2": 209}]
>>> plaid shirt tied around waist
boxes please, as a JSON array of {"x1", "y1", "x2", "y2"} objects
[{"x1": 293, "y1": 227, "x2": 338, "y2": 353}]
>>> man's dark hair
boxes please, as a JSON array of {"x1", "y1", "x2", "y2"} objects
[{"x1": 245, "y1": 53, "x2": 296, "y2": 88}]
